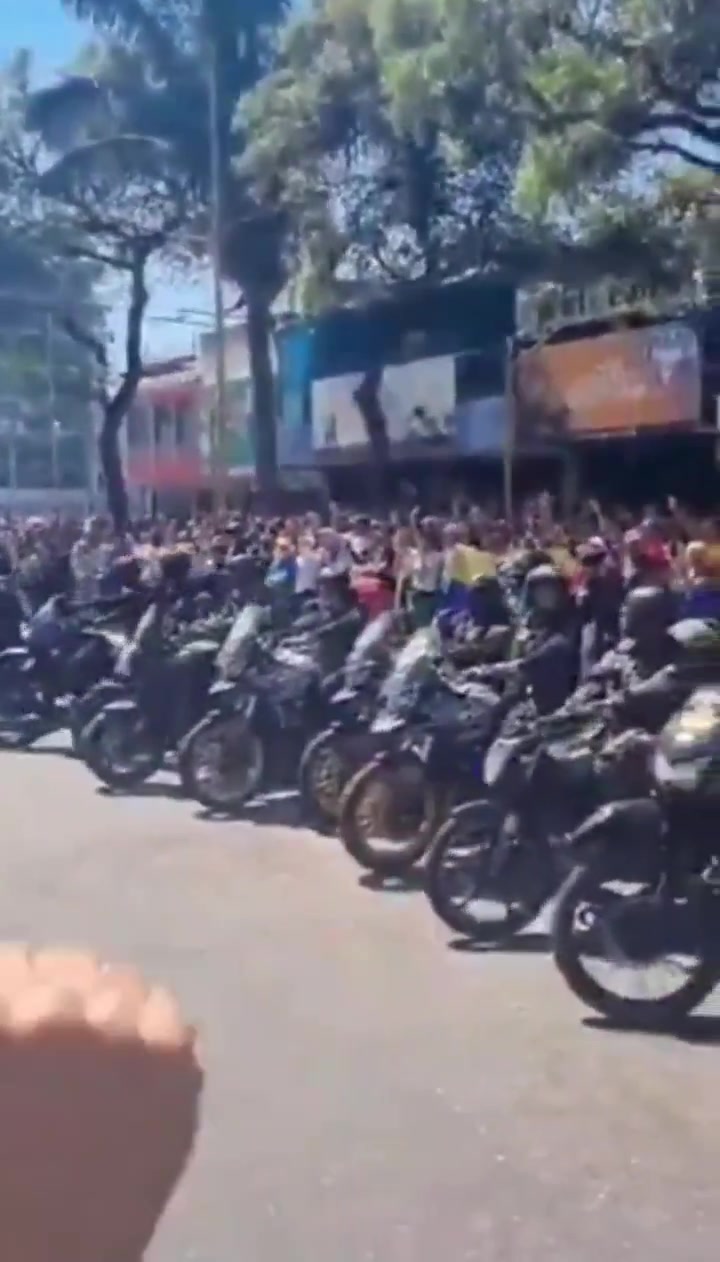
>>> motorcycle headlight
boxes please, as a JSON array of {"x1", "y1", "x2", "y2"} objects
[{"x1": 653, "y1": 749, "x2": 710, "y2": 790}]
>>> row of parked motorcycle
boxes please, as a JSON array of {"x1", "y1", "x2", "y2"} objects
[{"x1": 1, "y1": 586, "x2": 719, "y2": 1031}]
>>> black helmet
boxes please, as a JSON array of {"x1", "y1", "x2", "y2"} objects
[
  {"x1": 525, "y1": 563, "x2": 563, "y2": 586},
  {"x1": 523, "y1": 565, "x2": 570, "y2": 617},
  {"x1": 621, "y1": 585, "x2": 677, "y2": 641}
]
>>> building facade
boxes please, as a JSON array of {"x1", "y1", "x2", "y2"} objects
[
  {"x1": 125, "y1": 356, "x2": 208, "y2": 514},
  {"x1": 0, "y1": 319, "x2": 98, "y2": 514}
]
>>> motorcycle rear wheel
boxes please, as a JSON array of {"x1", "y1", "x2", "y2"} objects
[
  {"x1": 338, "y1": 752, "x2": 445, "y2": 876},
  {"x1": 83, "y1": 708, "x2": 163, "y2": 790},
  {"x1": 179, "y1": 713, "x2": 265, "y2": 813},
  {"x1": 70, "y1": 683, "x2": 126, "y2": 756},
  {"x1": 551, "y1": 860, "x2": 719, "y2": 1027},
  {"x1": 425, "y1": 802, "x2": 551, "y2": 944}
]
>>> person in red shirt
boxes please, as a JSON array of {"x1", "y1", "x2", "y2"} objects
[{"x1": 624, "y1": 523, "x2": 672, "y2": 588}]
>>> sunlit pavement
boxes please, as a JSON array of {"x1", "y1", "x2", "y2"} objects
[{"x1": 2, "y1": 736, "x2": 719, "y2": 1262}]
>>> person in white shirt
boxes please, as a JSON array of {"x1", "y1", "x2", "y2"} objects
[{"x1": 295, "y1": 534, "x2": 322, "y2": 596}]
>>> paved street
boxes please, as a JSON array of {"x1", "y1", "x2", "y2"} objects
[{"x1": 1, "y1": 738, "x2": 719, "y2": 1262}]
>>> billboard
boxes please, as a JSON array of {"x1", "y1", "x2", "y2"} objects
[
  {"x1": 516, "y1": 321, "x2": 701, "y2": 440},
  {"x1": 312, "y1": 355, "x2": 456, "y2": 452}
]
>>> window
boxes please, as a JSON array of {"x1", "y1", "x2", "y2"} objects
[
  {"x1": 57, "y1": 434, "x2": 88, "y2": 489},
  {"x1": 175, "y1": 404, "x2": 190, "y2": 447},
  {"x1": 127, "y1": 406, "x2": 147, "y2": 449},
  {"x1": 0, "y1": 440, "x2": 11, "y2": 488},
  {"x1": 15, "y1": 437, "x2": 53, "y2": 489},
  {"x1": 153, "y1": 404, "x2": 173, "y2": 447}
]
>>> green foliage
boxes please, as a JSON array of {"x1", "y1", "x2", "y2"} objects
[
  {"x1": 242, "y1": 0, "x2": 532, "y2": 305},
  {"x1": 30, "y1": 1, "x2": 295, "y2": 501},
  {"x1": 519, "y1": 0, "x2": 720, "y2": 214}
]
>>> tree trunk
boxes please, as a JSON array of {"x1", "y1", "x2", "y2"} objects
[
  {"x1": 246, "y1": 295, "x2": 278, "y2": 505},
  {"x1": 99, "y1": 402, "x2": 130, "y2": 533},
  {"x1": 98, "y1": 245, "x2": 149, "y2": 533},
  {"x1": 353, "y1": 367, "x2": 391, "y2": 502},
  {"x1": 61, "y1": 242, "x2": 151, "y2": 534}
]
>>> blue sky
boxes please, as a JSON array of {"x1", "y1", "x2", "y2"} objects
[
  {"x1": 2, "y1": 2, "x2": 216, "y2": 368},
  {"x1": 0, "y1": 4, "x2": 83, "y2": 78}
]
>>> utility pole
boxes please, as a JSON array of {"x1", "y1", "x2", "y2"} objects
[
  {"x1": 46, "y1": 314, "x2": 59, "y2": 489},
  {"x1": 207, "y1": 31, "x2": 229, "y2": 508}
]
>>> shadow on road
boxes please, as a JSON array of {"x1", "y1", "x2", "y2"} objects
[
  {"x1": 194, "y1": 794, "x2": 303, "y2": 829},
  {"x1": 448, "y1": 930, "x2": 549, "y2": 955},
  {"x1": 358, "y1": 870, "x2": 425, "y2": 895},
  {"x1": 583, "y1": 1013, "x2": 720, "y2": 1045},
  {"x1": 97, "y1": 781, "x2": 188, "y2": 802}
]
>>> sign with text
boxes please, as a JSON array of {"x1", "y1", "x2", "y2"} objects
[{"x1": 516, "y1": 321, "x2": 701, "y2": 439}]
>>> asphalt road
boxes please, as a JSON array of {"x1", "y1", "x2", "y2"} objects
[{"x1": 1, "y1": 738, "x2": 719, "y2": 1262}]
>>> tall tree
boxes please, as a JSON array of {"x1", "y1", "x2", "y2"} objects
[
  {"x1": 52, "y1": 0, "x2": 292, "y2": 502},
  {"x1": 0, "y1": 46, "x2": 189, "y2": 528},
  {"x1": 515, "y1": 0, "x2": 720, "y2": 214},
  {"x1": 243, "y1": 0, "x2": 531, "y2": 301}
]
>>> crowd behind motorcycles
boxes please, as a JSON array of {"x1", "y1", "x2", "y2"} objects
[{"x1": 1, "y1": 490, "x2": 720, "y2": 1030}]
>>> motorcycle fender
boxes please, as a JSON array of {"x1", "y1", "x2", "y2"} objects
[
  {"x1": 365, "y1": 746, "x2": 419, "y2": 772},
  {"x1": 329, "y1": 709, "x2": 364, "y2": 732},
  {"x1": 209, "y1": 682, "x2": 246, "y2": 711},
  {"x1": 74, "y1": 684, "x2": 126, "y2": 716},
  {"x1": 566, "y1": 799, "x2": 664, "y2": 873}
]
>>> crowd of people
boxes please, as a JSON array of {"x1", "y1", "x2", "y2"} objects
[{"x1": 0, "y1": 491, "x2": 719, "y2": 623}]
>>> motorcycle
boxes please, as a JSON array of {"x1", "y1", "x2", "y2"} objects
[
  {"x1": 551, "y1": 685, "x2": 720, "y2": 1027},
  {"x1": 424, "y1": 701, "x2": 653, "y2": 945},
  {"x1": 179, "y1": 607, "x2": 336, "y2": 813},
  {"x1": 0, "y1": 597, "x2": 126, "y2": 748},
  {"x1": 298, "y1": 610, "x2": 409, "y2": 828},
  {"x1": 73, "y1": 598, "x2": 239, "y2": 760},
  {"x1": 82, "y1": 603, "x2": 221, "y2": 790},
  {"x1": 337, "y1": 627, "x2": 501, "y2": 876}
]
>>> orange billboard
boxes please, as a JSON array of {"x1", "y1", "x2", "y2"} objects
[{"x1": 516, "y1": 321, "x2": 701, "y2": 439}]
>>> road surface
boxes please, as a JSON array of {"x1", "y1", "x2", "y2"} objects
[{"x1": 1, "y1": 738, "x2": 719, "y2": 1262}]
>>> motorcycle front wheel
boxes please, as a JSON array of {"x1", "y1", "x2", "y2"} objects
[
  {"x1": 338, "y1": 752, "x2": 445, "y2": 876},
  {"x1": 0, "y1": 666, "x2": 45, "y2": 747},
  {"x1": 551, "y1": 859, "x2": 719, "y2": 1027},
  {"x1": 425, "y1": 801, "x2": 552, "y2": 944},
  {"x1": 178, "y1": 713, "x2": 265, "y2": 813},
  {"x1": 83, "y1": 707, "x2": 163, "y2": 790},
  {"x1": 299, "y1": 728, "x2": 363, "y2": 829}
]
